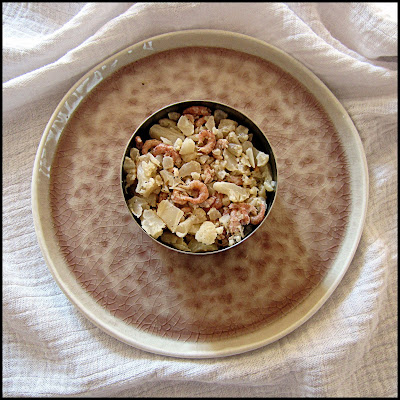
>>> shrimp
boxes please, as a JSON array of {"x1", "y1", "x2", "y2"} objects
[
  {"x1": 151, "y1": 143, "x2": 182, "y2": 166},
  {"x1": 198, "y1": 129, "x2": 216, "y2": 154},
  {"x1": 142, "y1": 139, "x2": 162, "y2": 154},
  {"x1": 227, "y1": 175, "x2": 243, "y2": 186},
  {"x1": 180, "y1": 205, "x2": 193, "y2": 215},
  {"x1": 171, "y1": 189, "x2": 189, "y2": 205},
  {"x1": 195, "y1": 116, "x2": 208, "y2": 128},
  {"x1": 183, "y1": 106, "x2": 211, "y2": 118},
  {"x1": 202, "y1": 164, "x2": 215, "y2": 184},
  {"x1": 157, "y1": 191, "x2": 169, "y2": 203},
  {"x1": 135, "y1": 136, "x2": 144, "y2": 150},
  {"x1": 249, "y1": 200, "x2": 266, "y2": 225},
  {"x1": 228, "y1": 203, "x2": 258, "y2": 234},
  {"x1": 171, "y1": 180, "x2": 209, "y2": 205},
  {"x1": 211, "y1": 192, "x2": 224, "y2": 209}
]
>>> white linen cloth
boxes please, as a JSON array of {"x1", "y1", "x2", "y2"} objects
[{"x1": 3, "y1": 2, "x2": 397, "y2": 397}]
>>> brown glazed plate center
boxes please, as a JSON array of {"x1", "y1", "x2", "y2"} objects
[{"x1": 32, "y1": 31, "x2": 368, "y2": 358}]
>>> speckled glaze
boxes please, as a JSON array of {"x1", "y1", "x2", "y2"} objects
[{"x1": 32, "y1": 31, "x2": 368, "y2": 357}]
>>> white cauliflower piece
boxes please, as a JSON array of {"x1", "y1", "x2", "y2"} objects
[
  {"x1": 149, "y1": 124, "x2": 184, "y2": 143},
  {"x1": 207, "y1": 207, "x2": 222, "y2": 221},
  {"x1": 162, "y1": 156, "x2": 174, "y2": 170},
  {"x1": 136, "y1": 160, "x2": 161, "y2": 197},
  {"x1": 127, "y1": 196, "x2": 150, "y2": 218},
  {"x1": 195, "y1": 221, "x2": 218, "y2": 245},
  {"x1": 159, "y1": 118, "x2": 177, "y2": 128},
  {"x1": 160, "y1": 231, "x2": 190, "y2": 252},
  {"x1": 256, "y1": 151, "x2": 269, "y2": 167},
  {"x1": 205, "y1": 116, "x2": 215, "y2": 131},
  {"x1": 179, "y1": 138, "x2": 196, "y2": 155},
  {"x1": 168, "y1": 112, "x2": 181, "y2": 121},
  {"x1": 177, "y1": 115, "x2": 195, "y2": 136},
  {"x1": 179, "y1": 160, "x2": 201, "y2": 177},
  {"x1": 213, "y1": 182, "x2": 250, "y2": 203},
  {"x1": 218, "y1": 119, "x2": 237, "y2": 134},
  {"x1": 187, "y1": 238, "x2": 218, "y2": 253},
  {"x1": 175, "y1": 215, "x2": 197, "y2": 238},
  {"x1": 156, "y1": 200, "x2": 184, "y2": 233},
  {"x1": 123, "y1": 156, "x2": 136, "y2": 174},
  {"x1": 246, "y1": 147, "x2": 255, "y2": 168},
  {"x1": 141, "y1": 209, "x2": 166, "y2": 239}
]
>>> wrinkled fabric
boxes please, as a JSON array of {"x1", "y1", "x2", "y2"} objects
[{"x1": 3, "y1": 2, "x2": 397, "y2": 397}]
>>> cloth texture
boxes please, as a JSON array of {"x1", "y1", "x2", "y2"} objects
[{"x1": 3, "y1": 2, "x2": 397, "y2": 397}]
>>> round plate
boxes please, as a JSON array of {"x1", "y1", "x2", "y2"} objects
[{"x1": 32, "y1": 30, "x2": 368, "y2": 358}]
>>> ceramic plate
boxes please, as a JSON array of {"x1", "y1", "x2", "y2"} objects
[{"x1": 32, "y1": 30, "x2": 368, "y2": 358}]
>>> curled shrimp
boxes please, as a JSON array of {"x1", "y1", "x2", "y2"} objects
[
  {"x1": 171, "y1": 189, "x2": 188, "y2": 205},
  {"x1": 227, "y1": 175, "x2": 243, "y2": 186},
  {"x1": 195, "y1": 116, "x2": 208, "y2": 128},
  {"x1": 211, "y1": 192, "x2": 224, "y2": 209},
  {"x1": 135, "y1": 136, "x2": 144, "y2": 150},
  {"x1": 198, "y1": 129, "x2": 216, "y2": 154},
  {"x1": 202, "y1": 164, "x2": 215, "y2": 184},
  {"x1": 151, "y1": 144, "x2": 182, "y2": 166},
  {"x1": 228, "y1": 203, "x2": 257, "y2": 234},
  {"x1": 172, "y1": 180, "x2": 209, "y2": 205},
  {"x1": 249, "y1": 200, "x2": 266, "y2": 225},
  {"x1": 142, "y1": 139, "x2": 162, "y2": 154},
  {"x1": 183, "y1": 106, "x2": 211, "y2": 117}
]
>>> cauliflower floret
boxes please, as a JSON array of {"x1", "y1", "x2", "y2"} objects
[
  {"x1": 194, "y1": 221, "x2": 218, "y2": 246},
  {"x1": 156, "y1": 200, "x2": 184, "y2": 233},
  {"x1": 123, "y1": 156, "x2": 136, "y2": 174},
  {"x1": 179, "y1": 138, "x2": 196, "y2": 155},
  {"x1": 149, "y1": 124, "x2": 185, "y2": 143},
  {"x1": 141, "y1": 209, "x2": 166, "y2": 239},
  {"x1": 175, "y1": 215, "x2": 197, "y2": 238},
  {"x1": 205, "y1": 115, "x2": 215, "y2": 131},
  {"x1": 213, "y1": 182, "x2": 250, "y2": 203},
  {"x1": 246, "y1": 147, "x2": 255, "y2": 168},
  {"x1": 187, "y1": 238, "x2": 218, "y2": 253},
  {"x1": 136, "y1": 163, "x2": 159, "y2": 197},
  {"x1": 160, "y1": 231, "x2": 191, "y2": 252},
  {"x1": 218, "y1": 119, "x2": 237, "y2": 134},
  {"x1": 179, "y1": 161, "x2": 201, "y2": 177},
  {"x1": 177, "y1": 115, "x2": 195, "y2": 136},
  {"x1": 207, "y1": 207, "x2": 222, "y2": 221},
  {"x1": 135, "y1": 153, "x2": 162, "y2": 197},
  {"x1": 127, "y1": 196, "x2": 150, "y2": 218},
  {"x1": 256, "y1": 151, "x2": 269, "y2": 167}
]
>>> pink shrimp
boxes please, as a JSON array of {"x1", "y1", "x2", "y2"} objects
[
  {"x1": 202, "y1": 164, "x2": 215, "y2": 184},
  {"x1": 195, "y1": 116, "x2": 208, "y2": 128},
  {"x1": 183, "y1": 106, "x2": 211, "y2": 117},
  {"x1": 171, "y1": 180, "x2": 209, "y2": 205},
  {"x1": 135, "y1": 136, "x2": 144, "y2": 150},
  {"x1": 227, "y1": 175, "x2": 243, "y2": 186},
  {"x1": 171, "y1": 189, "x2": 188, "y2": 205},
  {"x1": 211, "y1": 192, "x2": 224, "y2": 209},
  {"x1": 200, "y1": 196, "x2": 215, "y2": 210},
  {"x1": 142, "y1": 139, "x2": 162, "y2": 154},
  {"x1": 184, "y1": 180, "x2": 209, "y2": 204},
  {"x1": 151, "y1": 143, "x2": 182, "y2": 166},
  {"x1": 228, "y1": 203, "x2": 258, "y2": 234},
  {"x1": 249, "y1": 200, "x2": 266, "y2": 225},
  {"x1": 198, "y1": 129, "x2": 216, "y2": 154}
]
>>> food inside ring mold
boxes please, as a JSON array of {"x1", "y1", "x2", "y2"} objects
[{"x1": 121, "y1": 101, "x2": 277, "y2": 253}]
